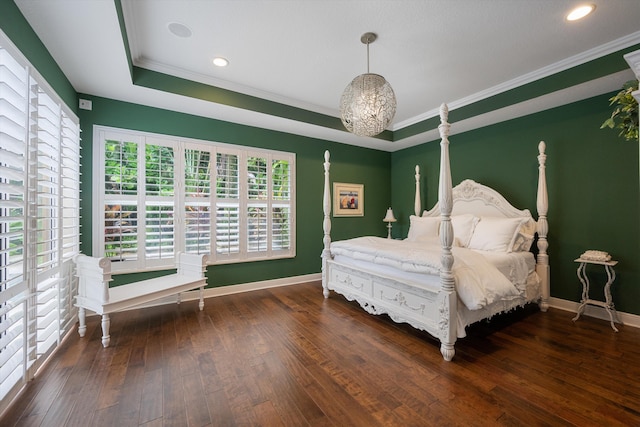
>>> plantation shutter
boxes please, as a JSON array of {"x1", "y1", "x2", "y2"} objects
[
  {"x1": 102, "y1": 133, "x2": 141, "y2": 265},
  {"x1": 34, "y1": 87, "x2": 64, "y2": 356},
  {"x1": 144, "y1": 141, "x2": 175, "y2": 265},
  {"x1": 215, "y1": 151, "x2": 240, "y2": 258},
  {"x1": 0, "y1": 37, "x2": 80, "y2": 409},
  {"x1": 245, "y1": 154, "x2": 293, "y2": 257},
  {"x1": 59, "y1": 113, "x2": 80, "y2": 335},
  {"x1": 0, "y1": 45, "x2": 29, "y2": 403},
  {"x1": 184, "y1": 147, "x2": 212, "y2": 255},
  {"x1": 271, "y1": 157, "x2": 291, "y2": 252},
  {"x1": 247, "y1": 156, "x2": 268, "y2": 254}
]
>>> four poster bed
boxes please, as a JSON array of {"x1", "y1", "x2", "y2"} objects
[{"x1": 321, "y1": 104, "x2": 550, "y2": 361}]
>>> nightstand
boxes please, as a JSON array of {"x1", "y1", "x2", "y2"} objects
[{"x1": 572, "y1": 257, "x2": 621, "y2": 331}]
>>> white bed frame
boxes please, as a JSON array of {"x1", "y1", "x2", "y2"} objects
[{"x1": 321, "y1": 104, "x2": 549, "y2": 361}]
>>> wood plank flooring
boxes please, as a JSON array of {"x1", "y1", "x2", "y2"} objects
[{"x1": 2, "y1": 281, "x2": 639, "y2": 426}]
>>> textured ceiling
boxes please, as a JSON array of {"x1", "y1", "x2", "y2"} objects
[{"x1": 15, "y1": 0, "x2": 640, "y2": 150}]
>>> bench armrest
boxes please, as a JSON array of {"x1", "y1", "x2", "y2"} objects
[
  {"x1": 176, "y1": 252, "x2": 209, "y2": 278},
  {"x1": 74, "y1": 254, "x2": 112, "y2": 304}
]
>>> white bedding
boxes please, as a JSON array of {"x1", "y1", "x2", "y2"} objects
[{"x1": 330, "y1": 236, "x2": 527, "y2": 311}]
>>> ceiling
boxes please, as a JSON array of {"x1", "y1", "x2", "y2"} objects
[{"x1": 14, "y1": 0, "x2": 640, "y2": 151}]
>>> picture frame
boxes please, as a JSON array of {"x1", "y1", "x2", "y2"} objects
[{"x1": 333, "y1": 182, "x2": 364, "y2": 217}]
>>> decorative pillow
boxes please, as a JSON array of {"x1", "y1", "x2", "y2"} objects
[
  {"x1": 468, "y1": 216, "x2": 527, "y2": 252},
  {"x1": 510, "y1": 232, "x2": 534, "y2": 252},
  {"x1": 406, "y1": 215, "x2": 440, "y2": 242},
  {"x1": 450, "y1": 214, "x2": 480, "y2": 247},
  {"x1": 510, "y1": 218, "x2": 536, "y2": 252}
]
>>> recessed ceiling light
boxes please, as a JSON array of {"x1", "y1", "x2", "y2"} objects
[
  {"x1": 167, "y1": 22, "x2": 192, "y2": 38},
  {"x1": 566, "y1": 4, "x2": 595, "y2": 21},
  {"x1": 213, "y1": 57, "x2": 229, "y2": 67}
]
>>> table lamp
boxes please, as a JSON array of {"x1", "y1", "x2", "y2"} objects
[{"x1": 383, "y1": 207, "x2": 396, "y2": 239}]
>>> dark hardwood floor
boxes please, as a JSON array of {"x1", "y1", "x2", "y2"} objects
[{"x1": 2, "y1": 281, "x2": 639, "y2": 426}]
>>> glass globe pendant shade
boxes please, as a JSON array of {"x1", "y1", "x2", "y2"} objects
[{"x1": 340, "y1": 73, "x2": 396, "y2": 137}]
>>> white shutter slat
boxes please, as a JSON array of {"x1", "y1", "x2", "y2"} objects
[
  {"x1": 0, "y1": 181, "x2": 24, "y2": 196},
  {"x1": 0, "y1": 69, "x2": 27, "y2": 100},
  {"x1": 0, "y1": 95, "x2": 27, "y2": 125},
  {"x1": 0, "y1": 163, "x2": 25, "y2": 182},
  {"x1": 0, "y1": 331, "x2": 24, "y2": 385},
  {"x1": 0, "y1": 115, "x2": 27, "y2": 141},
  {"x1": 0, "y1": 215, "x2": 25, "y2": 224},
  {"x1": 0, "y1": 281, "x2": 27, "y2": 306},
  {"x1": 0, "y1": 48, "x2": 28, "y2": 84},
  {"x1": 0, "y1": 132, "x2": 26, "y2": 155}
]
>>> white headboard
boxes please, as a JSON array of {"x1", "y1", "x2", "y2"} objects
[
  {"x1": 422, "y1": 179, "x2": 536, "y2": 236},
  {"x1": 423, "y1": 179, "x2": 533, "y2": 219}
]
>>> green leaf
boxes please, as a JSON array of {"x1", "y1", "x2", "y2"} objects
[{"x1": 601, "y1": 79, "x2": 639, "y2": 141}]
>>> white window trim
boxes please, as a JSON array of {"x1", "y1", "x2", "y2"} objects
[{"x1": 92, "y1": 125, "x2": 296, "y2": 274}]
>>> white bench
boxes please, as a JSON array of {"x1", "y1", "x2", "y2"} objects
[{"x1": 74, "y1": 252, "x2": 209, "y2": 347}]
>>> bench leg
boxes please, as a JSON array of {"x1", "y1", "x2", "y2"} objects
[
  {"x1": 101, "y1": 314, "x2": 111, "y2": 348},
  {"x1": 199, "y1": 286, "x2": 204, "y2": 311},
  {"x1": 78, "y1": 307, "x2": 86, "y2": 337}
]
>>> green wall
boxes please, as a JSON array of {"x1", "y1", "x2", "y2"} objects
[
  {"x1": 78, "y1": 96, "x2": 391, "y2": 287},
  {"x1": 392, "y1": 94, "x2": 640, "y2": 315}
]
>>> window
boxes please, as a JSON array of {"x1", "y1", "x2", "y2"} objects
[
  {"x1": 94, "y1": 127, "x2": 295, "y2": 273},
  {"x1": 0, "y1": 34, "x2": 80, "y2": 409}
]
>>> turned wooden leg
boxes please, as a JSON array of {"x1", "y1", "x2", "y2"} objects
[
  {"x1": 440, "y1": 343, "x2": 455, "y2": 362},
  {"x1": 199, "y1": 286, "x2": 204, "y2": 311},
  {"x1": 78, "y1": 307, "x2": 86, "y2": 337},
  {"x1": 101, "y1": 314, "x2": 111, "y2": 348}
]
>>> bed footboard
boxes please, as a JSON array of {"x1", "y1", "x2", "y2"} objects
[{"x1": 325, "y1": 260, "x2": 442, "y2": 337}]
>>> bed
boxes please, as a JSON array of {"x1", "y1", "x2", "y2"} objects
[{"x1": 321, "y1": 104, "x2": 550, "y2": 361}]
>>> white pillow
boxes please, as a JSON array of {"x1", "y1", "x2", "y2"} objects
[
  {"x1": 450, "y1": 214, "x2": 479, "y2": 247},
  {"x1": 468, "y1": 217, "x2": 526, "y2": 252},
  {"x1": 406, "y1": 215, "x2": 440, "y2": 242}
]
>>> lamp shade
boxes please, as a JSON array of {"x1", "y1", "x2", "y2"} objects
[
  {"x1": 383, "y1": 207, "x2": 396, "y2": 222},
  {"x1": 340, "y1": 73, "x2": 397, "y2": 137}
]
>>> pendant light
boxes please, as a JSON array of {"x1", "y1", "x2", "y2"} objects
[{"x1": 339, "y1": 32, "x2": 397, "y2": 137}]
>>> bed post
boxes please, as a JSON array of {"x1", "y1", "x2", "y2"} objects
[
  {"x1": 414, "y1": 165, "x2": 421, "y2": 216},
  {"x1": 322, "y1": 150, "x2": 332, "y2": 298},
  {"x1": 536, "y1": 141, "x2": 550, "y2": 311},
  {"x1": 437, "y1": 104, "x2": 457, "y2": 361}
]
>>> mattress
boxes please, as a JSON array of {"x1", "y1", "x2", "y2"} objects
[{"x1": 333, "y1": 249, "x2": 536, "y2": 293}]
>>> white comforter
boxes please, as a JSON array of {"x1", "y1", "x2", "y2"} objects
[{"x1": 330, "y1": 236, "x2": 520, "y2": 311}]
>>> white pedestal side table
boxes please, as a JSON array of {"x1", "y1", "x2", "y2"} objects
[{"x1": 572, "y1": 257, "x2": 621, "y2": 331}]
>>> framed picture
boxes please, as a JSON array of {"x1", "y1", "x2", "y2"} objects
[{"x1": 333, "y1": 182, "x2": 364, "y2": 217}]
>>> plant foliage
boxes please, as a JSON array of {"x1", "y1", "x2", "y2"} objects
[{"x1": 600, "y1": 79, "x2": 639, "y2": 141}]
